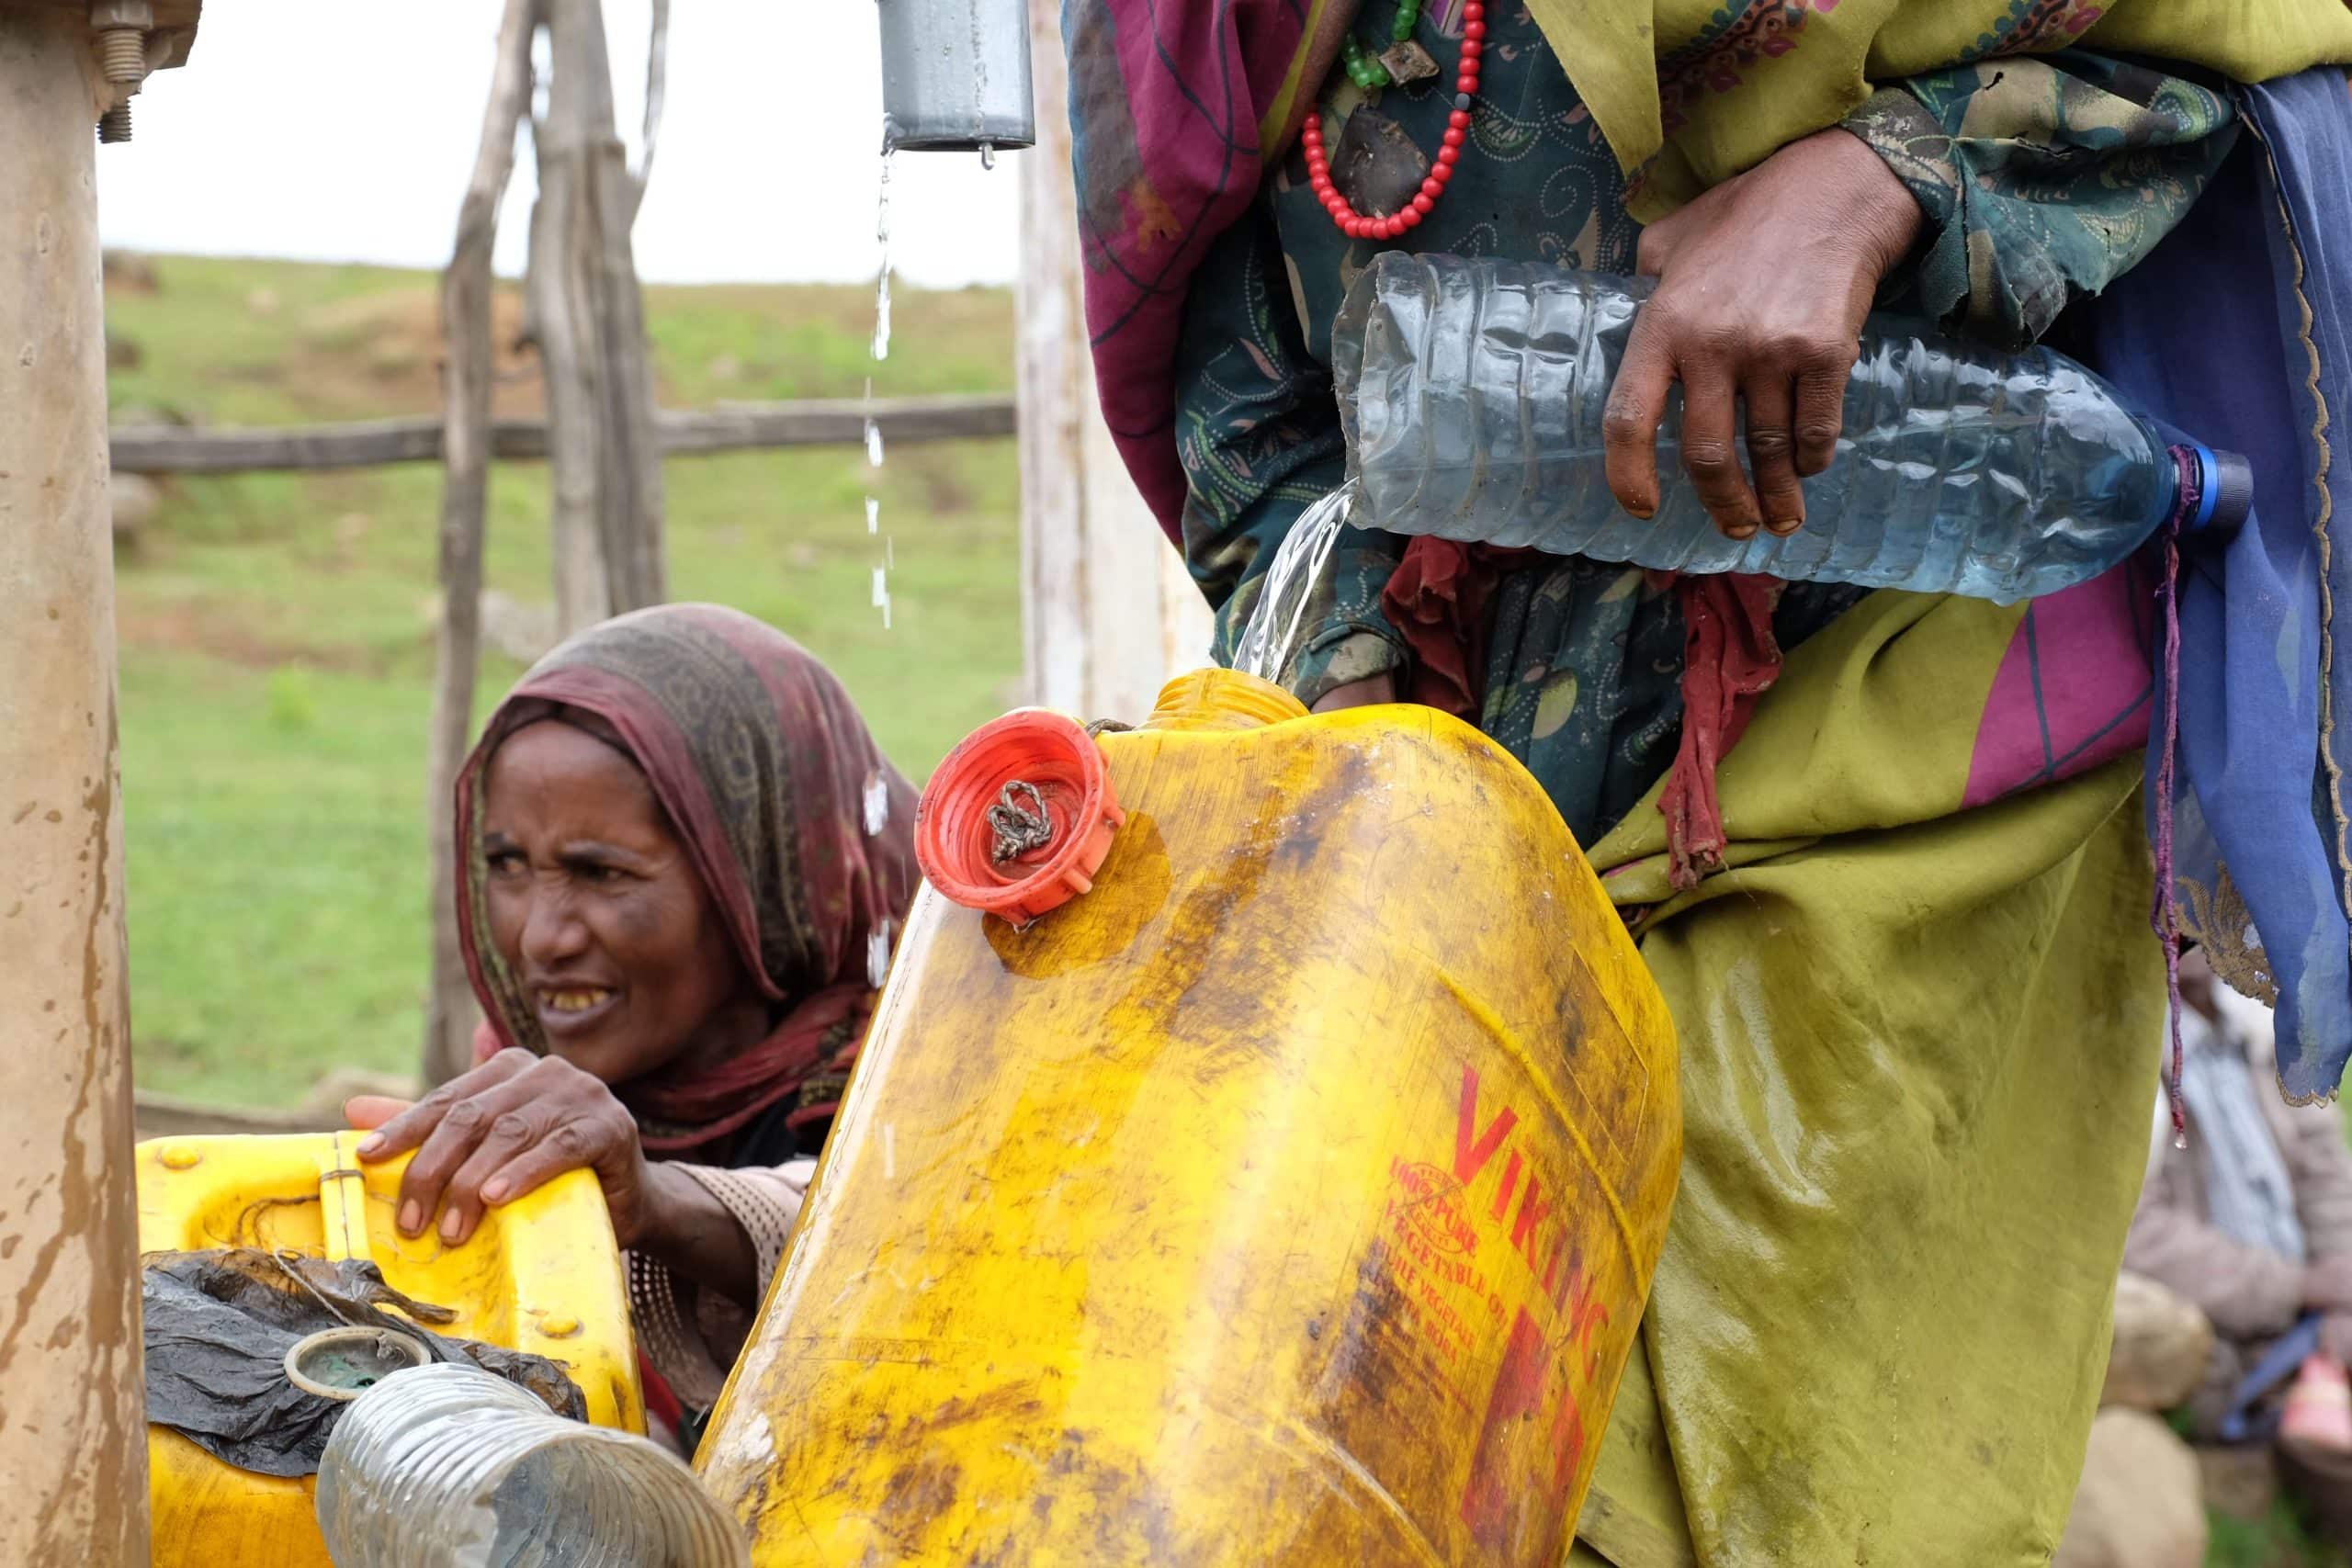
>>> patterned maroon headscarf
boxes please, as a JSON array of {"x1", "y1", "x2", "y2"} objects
[{"x1": 454, "y1": 604, "x2": 920, "y2": 1157}]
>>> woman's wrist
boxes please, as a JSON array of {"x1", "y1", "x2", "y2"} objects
[
  {"x1": 631, "y1": 1161, "x2": 763, "y2": 1305},
  {"x1": 1825, "y1": 126, "x2": 1926, "y2": 280},
  {"x1": 629, "y1": 1158, "x2": 695, "y2": 1253}
]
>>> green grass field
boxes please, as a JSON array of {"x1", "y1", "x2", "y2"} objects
[{"x1": 108, "y1": 254, "x2": 1020, "y2": 1108}]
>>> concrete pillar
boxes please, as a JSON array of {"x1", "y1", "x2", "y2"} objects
[
  {"x1": 1012, "y1": 0, "x2": 1216, "y2": 722},
  {"x1": 0, "y1": 8, "x2": 152, "y2": 1564}
]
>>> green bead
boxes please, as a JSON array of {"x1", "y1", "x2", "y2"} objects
[
  {"x1": 1392, "y1": 18, "x2": 1414, "y2": 39},
  {"x1": 1365, "y1": 62, "x2": 1390, "y2": 85}
]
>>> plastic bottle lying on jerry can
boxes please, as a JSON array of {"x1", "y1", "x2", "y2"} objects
[
  {"x1": 135, "y1": 1131, "x2": 643, "y2": 1568},
  {"x1": 695, "y1": 668, "x2": 1680, "y2": 1565}
]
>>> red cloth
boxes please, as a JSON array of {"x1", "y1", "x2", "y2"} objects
[
  {"x1": 453, "y1": 604, "x2": 922, "y2": 1158},
  {"x1": 1380, "y1": 536, "x2": 1533, "y2": 716},
  {"x1": 1380, "y1": 538, "x2": 1783, "y2": 886},
  {"x1": 1661, "y1": 575, "x2": 1784, "y2": 891},
  {"x1": 639, "y1": 1350, "x2": 685, "y2": 1434}
]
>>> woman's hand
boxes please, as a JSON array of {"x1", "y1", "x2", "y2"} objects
[
  {"x1": 348, "y1": 1048, "x2": 661, "y2": 1249},
  {"x1": 1312, "y1": 672, "x2": 1398, "y2": 712},
  {"x1": 1603, "y1": 128, "x2": 1924, "y2": 540}
]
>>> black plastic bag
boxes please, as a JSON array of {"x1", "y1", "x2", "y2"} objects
[{"x1": 142, "y1": 1247, "x2": 589, "y2": 1477}]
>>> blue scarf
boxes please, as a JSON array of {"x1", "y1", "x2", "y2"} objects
[{"x1": 2085, "y1": 67, "x2": 2352, "y2": 1104}]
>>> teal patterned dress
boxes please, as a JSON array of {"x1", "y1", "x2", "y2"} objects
[{"x1": 1173, "y1": 20, "x2": 2238, "y2": 843}]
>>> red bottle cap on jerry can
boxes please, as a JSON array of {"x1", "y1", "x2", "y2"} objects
[{"x1": 916, "y1": 709, "x2": 1125, "y2": 925}]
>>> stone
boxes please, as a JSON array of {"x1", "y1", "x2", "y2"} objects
[
  {"x1": 2104, "y1": 1272, "x2": 2216, "y2": 1411},
  {"x1": 480, "y1": 589, "x2": 560, "y2": 665},
  {"x1": 102, "y1": 250, "x2": 159, "y2": 293},
  {"x1": 420, "y1": 588, "x2": 560, "y2": 665},
  {"x1": 2196, "y1": 1443, "x2": 2279, "y2": 1522},
  {"x1": 2052, "y1": 1408, "x2": 2208, "y2": 1568},
  {"x1": 110, "y1": 472, "x2": 160, "y2": 546}
]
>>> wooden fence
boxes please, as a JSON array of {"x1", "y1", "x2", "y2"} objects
[{"x1": 109, "y1": 392, "x2": 1017, "y2": 475}]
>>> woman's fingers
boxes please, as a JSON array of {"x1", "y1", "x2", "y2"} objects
[
  {"x1": 1675, "y1": 363, "x2": 1760, "y2": 538},
  {"x1": 1743, "y1": 374, "x2": 1804, "y2": 536},
  {"x1": 343, "y1": 1094, "x2": 413, "y2": 1132},
  {"x1": 478, "y1": 1127, "x2": 615, "y2": 1217},
  {"x1": 385, "y1": 1062, "x2": 546, "y2": 1238},
  {"x1": 355, "y1": 1049, "x2": 532, "y2": 1162},
  {"x1": 1602, "y1": 318, "x2": 1679, "y2": 520},
  {"x1": 353, "y1": 1049, "x2": 642, "y2": 1247},
  {"x1": 432, "y1": 1099, "x2": 574, "y2": 1247},
  {"x1": 1792, "y1": 355, "x2": 1851, "y2": 477}
]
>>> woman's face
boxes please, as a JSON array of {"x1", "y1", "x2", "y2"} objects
[{"x1": 480, "y1": 719, "x2": 763, "y2": 1086}]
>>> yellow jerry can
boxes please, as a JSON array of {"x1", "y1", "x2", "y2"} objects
[
  {"x1": 696, "y1": 669, "x2": 1681, "y2": 1565},
  {"x1": 136, "y1": 1130, "x2": 642, "y2": 1567}
]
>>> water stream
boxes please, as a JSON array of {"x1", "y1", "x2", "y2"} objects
[
  {"x1": 1232, "y1": 482, "x2": 1355, "y2": 684},
  {"x1": 865, "y1": 132, "x2": 897, "y2": 629}
]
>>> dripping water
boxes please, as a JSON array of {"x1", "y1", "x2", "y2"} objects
[
  {"x1": 864, "y1": 120, "x2": 897, "y2": 629},
  {"x1": 871, "y1": 137, "x2": 895, "y2": 362}
]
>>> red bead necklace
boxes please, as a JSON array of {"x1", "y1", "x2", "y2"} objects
[{"x1": 1300, "y1": 0, "x2": 1485, "y2": 241}]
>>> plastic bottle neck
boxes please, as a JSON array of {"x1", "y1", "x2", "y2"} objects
[
  {"x1": 2167, "y1": 440, "x2": 2253, "y2": 535},
  {"x1": 1141, "y1": 668, "x2": 1311, "y2": 733}
]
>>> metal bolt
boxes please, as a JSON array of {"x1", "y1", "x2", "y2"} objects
[
  {"x1": 96, "y1": 28, "x2": 144, "y2": 84},
  {"x1": 89, "y1": 0, "x2": 153, "y2": 146},
  {"x1": 158, "y1": 1144, "x2": 200, "y2": 1170}
]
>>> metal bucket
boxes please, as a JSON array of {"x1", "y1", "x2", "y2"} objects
[{"x1": 876, "y1": 0, "x2": 1035, "y2": 152}]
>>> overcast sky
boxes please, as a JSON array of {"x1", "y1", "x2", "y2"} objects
[{"x1": 95, "y1": 0, "x2": 1023, "y2": 288}]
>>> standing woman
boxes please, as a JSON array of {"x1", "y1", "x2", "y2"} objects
[
  {"x1": 1069, "y1": 2, "x2": 2352, "y2": 1562},
  {"x1": 345, "y1": 604, "x2": 919, "y2": 1446}
]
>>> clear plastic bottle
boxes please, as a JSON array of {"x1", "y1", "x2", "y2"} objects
[
  {"x1": 1331, "y1": 253, "x2": 2249, "y2": 602},
  {"x1": 313, "y1": 1363, "x2": 747, "y2": 1567}
]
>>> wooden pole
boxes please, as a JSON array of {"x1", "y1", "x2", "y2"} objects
[
  {"x1": 529, "y1": 0, "x2": 665, "y2": 638},
  {"x1": 1013, "y1": 0, "x2": 1213, "y2": 720},
  {"x1": 0, "y1": 9, "x2": 151, "y2": 1563},
  {"x1": 423, "y1": 0, "x2": 538, "y2": 1089}
]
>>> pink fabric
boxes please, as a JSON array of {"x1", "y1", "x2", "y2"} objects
[
  {"x1": 1068, "y1": 0, "x2": 1340, "y2": 536},
  {"x1": 1962, "y1": 559, "x2": 2154, "y2": 810}
]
